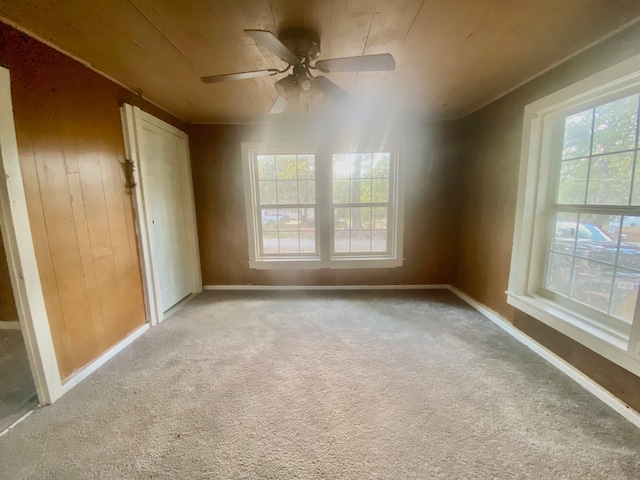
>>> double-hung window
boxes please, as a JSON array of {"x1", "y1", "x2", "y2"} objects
[
  {"x1": 242, "y1": 143, "x2": 403, "y2": 270},
  {"x1": 509, "y1": 55, "x2": 640, "y2": 375}
]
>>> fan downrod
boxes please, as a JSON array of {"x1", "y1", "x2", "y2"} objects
[{"x1": 279, "y1": 28, "x2": 321, "y2": 61}]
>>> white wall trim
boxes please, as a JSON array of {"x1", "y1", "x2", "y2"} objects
[
  {"x1": 203, "y1": 284, "x2": 450, "y2": 291},
  {"x1": 62, "y1": 324, "x2": 149, "y2": 393},
  {"x1": 0, "y1": 66, "x2": 63, "y2": 405},
  {"x1": 0, "y1": 321, "x2": 20, "y2": 330},
  {"x1": 448, "y1": 286, "x2": 640, "y2": 430}
]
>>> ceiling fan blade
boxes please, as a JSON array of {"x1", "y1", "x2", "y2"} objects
[
  {"x1": 270, "y1": 95, "x2": 288, "y2": 114},
  {"x1": 315, "y1": 53, "x2": 396, "y2": 73},
  {"x1": 245, "y1": 30, "x2": 300, "y2": 65},
  {"x1": 314, "y1": 76, "x2": 353, "y2": 105},
  {"x1": 201, "y1": 69, "x2": 279, "y2": 84}
]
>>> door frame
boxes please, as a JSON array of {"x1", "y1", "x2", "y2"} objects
[
  {"x1": 120, "y1": 104, "x2": 201, "y2": 326},
  {"x1": 0, "y1": 66, "x2": 63, "y2": 404}
]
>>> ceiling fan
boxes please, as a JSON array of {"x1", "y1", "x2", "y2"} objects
[{"x1": 200, "y1": 28, "x2": 396, "y2": 114}]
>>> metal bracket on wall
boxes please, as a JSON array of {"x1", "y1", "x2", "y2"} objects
[{"x1": 122, "y1": 158, "x2": 137, "y2": 193}]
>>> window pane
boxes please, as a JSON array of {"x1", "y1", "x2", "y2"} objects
[
  {"x1": 298, "y1": 180, "x2": 315, "y2": 204},
  {"x1": 611, "y1": 268, "x2": 640, "y2": 323},
  {"x1": 575, "y1": 214, "x2": 620, "y2": 265},
  {"x1": 586, "y1": 153, "x2": 633, "y2": 205},
  {"x1": 352, "y1": 179, "x2": 370, "y2": 203},
  {"x1": 257, "y1": 155, "x2": 275, "y2": 180},
  {"x1": 262, "y1": 231, "x2": 278, "y2": 254},
  {"x1": 551, "y1": 212, "x2": 579, "y2": 255},
  {"x1": 557, "y1": 158, "x2": 588, "y2": 204},
  {"x1": 333, "y1": 179, "x2": 350, "y2": 203},
  {"x1": 351, "y1": 229, "x2": 372, "y2": 252},
  {"x1": 334, "y1": 230, "x2": 349, "y2": 253},
  {"x1": 570, "y1": 259, "x2": 614, "y2": 313},
  {"x1": 547, "y1": 252, "x2": 573, "y2": 296},
  {"x1": 278, "y1": 231, "x2": 300, "y2": 253},
  {"x1": 300, "y1": 230, "x2": 316, "y2": 254},
  {"x1": 278, "y1": 208, "x2": 297, "y2": 231},
  {"x1": 259, "y1": 181, "x2": 277, "y2": 204},
  {"x1": 372, "y1": 229, "x2": 388, "y2": 252},
  {"x1": 562, "y1": 109, "x2": 593, "y2": 160},
  {"x1": 333, "y1": 155, "x2": 350, "y2": 179},
  {"x1": 353, "y1": 207, "x2": 372, "y2": 229},
  {"x1": 372, "y1": 179, "x2": 390, "y2": 202},
  {"x1": 632, "y1": 158, "x2": 640, "y2": 205},
  {"x1": 617, "y1": 216, "x2": 640, "y2": 271},
  {"x1": 277, "y1": 180, "x2": 297, "y2": 204},
  {"x1": 373, "y1": 207, "x2": 388, "y2": 229},
  {"x1": 297, "y1": 155, "x2": 315, "y2": 179},
  {"x1": 334, "y1": 207, "x2": 377, "y2": 253},
  {"x1": 592, "y1": 94, "x2": 639, "y2": 155},
  {"x1": 275, "y1": 155, "x2": 297, "y2": 180},
  {"x1": 261, "y1": 209, "x2": 282, "y2": 231},
  {"x1": 352, "y1": 154, "x2": 372, "y2": 178},
  {"x1": 372, "y1": 153, "x2": 390, "y2": 177},
  {"x1": 299, "y1": 208, "x2": 315, "y2": 230},
  {"x1": 334, "y1": 207, "x2": 350, "y2": 229}
]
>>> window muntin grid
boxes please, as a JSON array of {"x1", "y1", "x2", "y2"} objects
[
  {"x1": 255, "y1": 154, "x2": 317, "y2": 256},
  {"x1": 331, "y1": 152, "x2": 393, "y2": 255},
  {"x1": 545, "y1": 93, "x2": 640, "y2": 326}
]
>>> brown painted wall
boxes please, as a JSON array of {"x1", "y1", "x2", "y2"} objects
[
  {"x1": 454, "y1": 24, "x2": 640, "y2": 409},
  {"x1": 0, "y1": 236, "x2": 17, "y2": 321},
  {"x1": 189, "y1": 118, "x2": 461, "y2": 286},
  {"x1": 0, "y1": 22, "x2": 185, "y2": 379}
]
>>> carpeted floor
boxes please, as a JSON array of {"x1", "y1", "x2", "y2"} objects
[
  {"x1": 0, "y1": 290, "x2": 638, "y2": 479},
  {"x1": 0, "y1": 329, "x2": 37, "y2": 432}
]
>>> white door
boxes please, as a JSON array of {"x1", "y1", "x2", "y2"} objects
[
  {"x1": 142, "y1": 125, "x2": 192, "y2": 312},
  {"x1": 122, "y1": 105, "x2": 201, "y2": 324}
]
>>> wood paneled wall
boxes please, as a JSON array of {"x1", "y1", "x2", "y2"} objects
[
  {"x1": 189, "y1": 117, "x2": 461, "y2": 286},
  {"x1": 0, "y1": 235, "x2": 17, "y2": 321},
  {"x1": 0, "y1": 22, "x2": 185, "y2": 379},
  {"x1": 453, "y1": 23, "x2": 640, "y2": 410}
]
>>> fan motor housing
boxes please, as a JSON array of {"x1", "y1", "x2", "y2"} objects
[{"x1": 279, "y1": 28, "x2": 321, "y2": 61}]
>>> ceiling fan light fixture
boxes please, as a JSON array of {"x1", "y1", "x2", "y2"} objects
[{"x1": 299, "y1": 77, "x2": 312, "y2": 92}]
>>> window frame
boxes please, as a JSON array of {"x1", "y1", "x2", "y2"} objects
[
  {"x1": 508, "y1": 54, "x2": 640, "y2": 376},
  {"x1": 241, "y1": 142, "x2": 404, "y2": 270}
]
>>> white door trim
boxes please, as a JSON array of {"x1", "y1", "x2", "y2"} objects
[
  {"x1": 120, "y1": 104, "x2": 201, "y2": 325},
  {"x1": 0, "y1": 67, "x2": 63, "y2": 404}
]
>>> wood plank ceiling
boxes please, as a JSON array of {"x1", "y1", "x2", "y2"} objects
[{"x1": 1, "y1": 1, "x2": 640, "y2": 123}]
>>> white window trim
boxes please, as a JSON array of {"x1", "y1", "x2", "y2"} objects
[
  {"x1": 241, "y1": 142, "x2": 405, "y2": 270},
  {"x1": 508, "y1": 54, "x2": 640, "y2": 376}
]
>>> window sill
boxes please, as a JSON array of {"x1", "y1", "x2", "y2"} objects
[
  {"x1": 506, "y1": 291, "x2": 640, "y2": 376},
  {"x1": 249, "y1": 257, "x2": 403, "y2": 270}
]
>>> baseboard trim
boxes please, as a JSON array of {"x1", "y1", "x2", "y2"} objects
[
  {"x1": 447, "y1": 285, "x2": 640, "y2": 430},
  {"x1": 203, "y1": 284, "x2": 450, "y2": 291},
  {"x1": 0, "y1": 320, "x2": 20, "y2": 330},
  {"x1": 62, "y1": 323, "x2": 150, "y2": 393}
]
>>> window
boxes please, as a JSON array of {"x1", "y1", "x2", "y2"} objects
[
  {"x1": 332, "y1": 153, "x2": 393, "y2": 256},
  {"x1": 242, "y1": 143, "x2": 403, "y2": 270},
  {"x1": 509, "y1": 55, "x2": 640, "y2": 375}
]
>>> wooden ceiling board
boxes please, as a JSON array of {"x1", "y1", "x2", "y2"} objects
[{"x1": 1, "y1": 1, "x2": 639, "y2": 122}]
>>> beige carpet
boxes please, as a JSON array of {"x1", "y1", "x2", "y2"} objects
[{"x1": 0, "y1": 290, "x2": 638, "y2": 479}]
